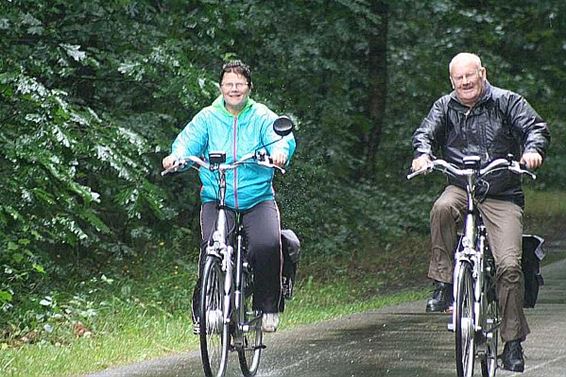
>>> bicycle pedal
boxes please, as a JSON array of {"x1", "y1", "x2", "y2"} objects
[{"x1": 447, "y1": 315, "x2": 454, "y2": 331}]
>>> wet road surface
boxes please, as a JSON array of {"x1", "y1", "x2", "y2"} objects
[{"x1": 86, "y1": 252, "x2": 566, "y2": 377}]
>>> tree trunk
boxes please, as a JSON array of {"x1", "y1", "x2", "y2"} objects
[{"x1": 365, "y1": 1, "x2": 388, "y2": 177}]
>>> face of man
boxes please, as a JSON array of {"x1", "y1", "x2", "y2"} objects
[
  {"x1": 450, "y1": 57, "x2": 486, "y2": 107},
  {"x1": 220, "y1": 72, "x2": 251, "y2": 115}
]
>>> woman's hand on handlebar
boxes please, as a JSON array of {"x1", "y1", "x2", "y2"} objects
[
  {"x1": 270, "y1": 151, "x2": 288, "y2": 168},
  {"x1": 162, "y1": 154, "x2": 178, "y2": 170}
]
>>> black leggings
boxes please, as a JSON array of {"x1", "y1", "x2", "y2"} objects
[{"x1": 194, "y1": 200, "x2": 283, "y2": 314}]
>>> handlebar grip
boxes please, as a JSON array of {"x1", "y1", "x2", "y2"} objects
[
  {"x1": 269, "y1": 159, "x2": 286, "y2": 174},
  {"x1": 161, "y1": 160, "x2": 188, "y2": 176},
  {"x1": 406, "y1": 170, "x2": 420, "y2": 180},
  {"x1": 407, "y1": 165, "x2": 432, "y2": 180},
  {"x1": 518, "y1": 162, "x2": 529, "y2": 170},
  {"x1": 161, "y1": 165, "x2": 178, "y2": 176},
  {"x1": 505, "y1": 161, "x2": 537, "y2": 180},
  {"x1": 520, "y1": 166, "x2": 537, "y2": 180}
]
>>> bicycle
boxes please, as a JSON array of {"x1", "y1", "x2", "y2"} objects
[
  {"x1": 162, "y1": 116, "x2": 294, "y2": 377},
  {"x1": 408, "y1": 155, "x2": 535, "y2": 377}
]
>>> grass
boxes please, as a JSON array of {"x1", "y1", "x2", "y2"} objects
[
  {"x1": 2, "y1": 314, "x2": 195, "y2": 376},
  {"x1": 0, "y1": 242, "x2": 430, "y2": 377},
  {"x1": 0, "y1": 273, "x2": 430, "y2": 377},
  {"x1": 1, "y1": 189, "x2": 564, "y2": 377},
  {"x1": 524, "y1": 189, "x2": 566, "y2": 236},
  {"x1": 525, "y1": 189, "x2": 566, "y2": 216}
]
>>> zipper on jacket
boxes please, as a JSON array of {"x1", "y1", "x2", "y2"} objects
[
  {"x1": 464, "y1": 104, "x2": 490, "y2": 162},
  {"x1": 232, "y1": 116, "x2": 239, "y2": 209}
]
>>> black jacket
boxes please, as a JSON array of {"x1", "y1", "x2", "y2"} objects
[{"x1": 412, "y1": 82, "x2": 550, "y2": 207}]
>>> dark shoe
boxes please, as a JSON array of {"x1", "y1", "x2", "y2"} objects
[
  {"x1": 499, "y1": 340, "x2": 525, "y2": 372},
  {"x1": 426, "y1": 281, "x2": 453, "y2": 313}
]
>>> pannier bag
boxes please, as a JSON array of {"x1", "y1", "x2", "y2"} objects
[
  {"x1": 522, "y1": 234, "x2": 545, "y2": 308},
  {"x1": 281, "y1": 229, "x2": 301, "y2": 299}
]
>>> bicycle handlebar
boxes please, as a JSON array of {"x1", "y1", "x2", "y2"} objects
[
  {"x1": 407, "y1": 158, "x2": 536, "y2": 181},
  {"x1": 161, "y1": 152, "x2": 285, "y2": 176}
]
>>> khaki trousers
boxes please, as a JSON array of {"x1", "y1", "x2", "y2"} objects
[{"x1": 428, "y1": 185, "x2": 530, "y2": 342}]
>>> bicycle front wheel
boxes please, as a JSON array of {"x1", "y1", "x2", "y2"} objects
[
  {"x1": 237, "y1": 291, "x2": 263, "y2": 376},
  {"x1": 200, "y1": 257, "x2": 230, "y2": 377},
  {"x1": 455, "y1": 261, "x2": 475, "y2": 377},
  {"x1": 480, "y1": 288, "x2": 499, "y2": 377}
]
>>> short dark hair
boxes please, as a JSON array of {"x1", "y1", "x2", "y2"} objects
[{"x1": 219, "y1": 60, "x2": 253, "y2": 88}]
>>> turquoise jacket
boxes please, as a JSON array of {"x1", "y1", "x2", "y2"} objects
[{"x1": 171, "y1": 96, "x2": 296, "y2": 211}]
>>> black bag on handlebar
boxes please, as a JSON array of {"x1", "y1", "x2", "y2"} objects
[
  {"x1": 281, "y1": 229, "x2": 301, "y2": 299},
  {"x1": 522, "y1": 234, "x2": 545, "y2": 308}
]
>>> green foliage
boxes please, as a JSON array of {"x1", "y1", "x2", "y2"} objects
[
  {"x1": 0, "y1": 0, "x2": 172, "y2": 332},
  {"x1": 0, "y1": 65, "x2": 165, "y2": 328}
]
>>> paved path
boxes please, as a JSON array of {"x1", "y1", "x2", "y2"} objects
[{"x1": 85, "y1": 252, "x2": 566, "y2": 377}]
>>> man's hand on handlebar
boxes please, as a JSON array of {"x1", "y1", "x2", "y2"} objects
[
  {"x1": 411, "y1": 154, "x2": 432, "y2": 172},
  {"x1": 520, "y1": 152, "x2": 543, "y2": 170}
]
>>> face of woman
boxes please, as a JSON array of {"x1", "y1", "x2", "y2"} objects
[
  {"x1": 450, "y1": 58, "x2": 486, "y2": 107},
  {"x1": 220, "y1": 72, "x2": 251, "y2": 115}
]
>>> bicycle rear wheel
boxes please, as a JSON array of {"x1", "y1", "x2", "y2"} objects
[
  {"x1": 480, "y1": 289, "x2": 499, "y2": 377},
  {"x1": 237, "y1": 274, "x2": 263, "y2": 376},
  {"x1": 455, "y1": 262, "x2": 475, "y2": 377},
  {"x1": 200, "y1": 257, "x2": 230, "y2": 377}
]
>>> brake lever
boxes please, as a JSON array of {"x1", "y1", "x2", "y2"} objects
[
  {"x1": 254, "y1": 150, "x2": 286, "y2": 174},
  {"x1": 509, "y1": 163, "x2": 537, "y2": 180},
  {"x1": 272, "y1": 164, "x2": 286, "y2": 174},
  {"x1": 521, "y1": 169, "x2": 537, "y2": 180},
  {"x1": 256, "y1": 157, "x2": 286, "y2": 174}
]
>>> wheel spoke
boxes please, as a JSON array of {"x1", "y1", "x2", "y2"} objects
[
  {"x1": 200, "y1": 258, "x2": 230, "y2": 377},
  {"x1": 238, "y1": 272, "x2": 263, "y2": 376},
  {"x1": 481, "y1": 285, "x2": 499, "y2": 377},
  {"x1": 455, "y1": 262, "x2": 475, "y2": 377}
]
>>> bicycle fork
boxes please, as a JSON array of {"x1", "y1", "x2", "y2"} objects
[
  {"x1": 473, "y1": 226, "x2": 487, "y2": 333},
  {"x1": 211, "y1": 208, "x2": 234, "y2": 331},
  {"x1": 449, "y1": 232, "x2": 489, "y2": 336},
  {"x1": 449, "y1": 249, "x2": 478, "y2": 333},
  {"x1": 222, "y1": 245, "x2": 234, "y2": 328},
  {"x1": 234, "y1": 231, "x2": 249, "y2": 333}
]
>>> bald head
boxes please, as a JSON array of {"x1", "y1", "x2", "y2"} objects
[{"x1": 449, "y1": 53, "x2": 482, "y2": 75}]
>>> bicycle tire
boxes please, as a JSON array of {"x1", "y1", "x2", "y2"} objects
[
  {"x1": 237, "y1": 291, "x2": 263, "y2": 376},
  {"x1": 200, "y1": 257, "x2": 230, "y2": 377},
  {"x1": 455, "y1": 262, "x2": 475, "y2": 377},
  {"x1": 480, "y1": 286, "x2": 499, "y2": 377}
]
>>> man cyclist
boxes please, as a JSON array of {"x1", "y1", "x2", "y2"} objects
[
  {"x1": 411, "y1": 52, "x2": 550, "y2": 372},
  {"x1": 163, "y1": 60, "x2": 296, "y2": 332}
]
